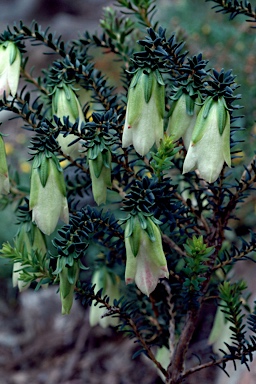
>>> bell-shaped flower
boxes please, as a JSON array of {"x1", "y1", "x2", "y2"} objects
[
  {"x1": 167, "y1": 92, "x2": 201, "y2": 149},
  {"x1": 125, "y1": 216, "x2": 168, "y2": 296},
  {"x1": 89, "y1": 266, "x2": 121, "y2": 328},
  {"x1": 122, "y1": 68, "x2": 165, "y2": 156},
  {"x1": 0, "y1": 41, "x2": 21, "y2": 99},
  {"x1": 52, "y1": 84, "x2": 85, "y2": 158},
  {"x1": 29, "y1": 154, "x2": 69, "y2": 235},
  {"x1": 183, "y1": 97, "x2": 231, "y2": 183},
  {"x1": 89, "y1": 149, "x2": 112, "y2": 205},
  {"x1": 59, "y1": 262, "x2": 79, "y2": 315},
  {"x1": 0, "y1": 135, "x2": 10, "y2": 195}
]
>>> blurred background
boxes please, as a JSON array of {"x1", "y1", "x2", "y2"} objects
[{"x1": 0, "y1": 0, "x2": 255, "y2": 383}]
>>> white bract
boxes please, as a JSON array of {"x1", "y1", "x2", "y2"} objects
[
  {"x1": 125, "y1": 217, "x2": 168, "y2": 296},
  {"x1": 122, "y1": 69, "x2": 165, "y2": 156},
  {"x1": 30, "y1": 156, "x2": 69, "y2": 235},
  {"x1": 0, "y1": 41, "x2": 21, "y2": 99},
  {"x1": 183, "y1": 97, "x2": 231, "y2": 183}
]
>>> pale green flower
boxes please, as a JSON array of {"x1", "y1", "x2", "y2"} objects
[
  {"x1": 125, "y1": 216, "x2": 168, "y2": 296},
  {"x1": 0, "y1": 41, "x2": 21, "y2": 99},
  {"x1": 59, "y1": 263, "x2": 79, "y2": 315},
  {"x1": 52, "y1": 84, "x2": 85, "y2": 158},
  {"x1": 183, "y1": 97, "x2": 231, "y2": 183},
  {"x1": 89, "y1": 150, "x2": 112, "y2": 206},
  {"x1": 167, "y1": 93, "x2": 201, "y2": 149},
  {"x1": 89, "y1": 267, "x2": 120, "y2": 328},
  {"x1": 122, "y1": 69, "x2": 165, "y2": 156},
  {"x1": 30, "y1": 155, "x2": 69, "y2": 235}
]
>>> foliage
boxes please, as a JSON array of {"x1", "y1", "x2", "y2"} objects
[{"x1": 0, "y1": 1, "x2": 255, "y2": 383}]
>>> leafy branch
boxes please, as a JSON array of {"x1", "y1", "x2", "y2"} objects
[{"x1": 205, "y1": 0, "x2": 256, "y2": 23}]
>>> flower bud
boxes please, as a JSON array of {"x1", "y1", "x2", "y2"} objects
[
  {"x1": 167, "y1": 93, "x2": 201, "y2": 149},
  {"x1": 183, "y1": 97, "x2": 231, "y2": 183},
  {"x1": 29, "y1": 155, "x2": 69, "y2": 235},
  {"x1": 59, "y1": 263, "x2": 79, "y2": 315},
  {"x1": 52, "y1": 84, "x2": 85, "y2": 158},
  {"x1": 89, "y1": 267, "x2": 121, "y2": 328},
  {"x1": 89, "y1": 150, "x2": 112, "y2": 205},
  {"x1": 125, "y1": 216, "x2": 168, "y2": 296},
  {"x1": 0, "y1": 41, "x2": 21, "y2": 99},
  {"x1": 0, "y1": 135, "x2": 10, "y2": 195},
  {"x1": 122, "y1": 69, "x2": 165, "y2": 156}
]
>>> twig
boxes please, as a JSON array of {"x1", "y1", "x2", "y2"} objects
[
  {"x1": 212, "y1": 243, "x2": 256, "y2": 271},
  {"x1": 162, "y1": 234, "x2": 187, "y2": 257},
  {"x1": 20, "y1": 68, "x2": 49, "y2": 95},
  {"x1": 174, "y1": 192, "x2": 211, "y2": 234},
  {"x1": 166, "y1": 307, "x2": 202, "y2": 384}
]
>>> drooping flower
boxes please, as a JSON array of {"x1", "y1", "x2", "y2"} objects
[
  {"x1": 52, "y1": 83, "x2": 85, "y2": 159},
  {"x1": 29, "y1": 154, "x2": 69, "y2": 235},
  {"x1": 59, "y1": 262, "x2": 79, "y2": 315},
  {"x1": 0, "y1": 41, "x2": 21, "y2": 99},
  {"x1": 125, "y1": 216, "x2": 168, "y2": 296},
  {"x1": 122, "y1": 68, "x2": 165, "y2": 156},
  {"x1": 89, "y1": 266, "x2": 121, "y2": 328},
  {"x1": 183, "y1": 96, "x2": 231, "y2": 183},
  {"x1": 166, "y1": 92, "x2": 201, "y2": 149},
  {"x1": 0, "y1": 135, "x2": 10, "y2": 195},
  {"x1": 89, "y1": 149, "x2": 112, "y2": 206}
]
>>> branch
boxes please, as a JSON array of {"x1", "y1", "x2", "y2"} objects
[
  {"x1": 212, "y1": 243, "x2": 256, "y2": 271},
  {"x1": 222, "y1": 154, "x2": 256, "y2": 226},
  {"x1": 78, "y1": 287, "x2": 168, "y2": 378},
  {"x1": 174, "y1": 192, "x2": 211, "y2": 234},
  {"x1": 20, "y1": 68, "x2": 49, "y2": 95},
  {"x1": 182, "y1": 356, "x2": 229, "y2": 379},
  {"x1": 206, "y1": 0, "x2": 256, "y2": 22},
  {"x1": 166, "y1": 307, "x2": 202, "y2": 384},
  {"x1": 162, "y1": 234, "x2": 187, "y2": 257}
]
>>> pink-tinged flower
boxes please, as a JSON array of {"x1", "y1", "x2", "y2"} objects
[
  {"x1": 125, "y1": 216, "x2": 168, "y2": 296},
  {"x1": 122, "y1": 68, "x2": 165, "y2": 156},
  {"x1": 0, "y1": 41, "x2": 21, "y2": 99},
  {"x1": 29, "y1": 155, "x2": 69, "y2": 235},
  {"x1": 183, "y1": 96, "x2": 231, "y2": 183}
]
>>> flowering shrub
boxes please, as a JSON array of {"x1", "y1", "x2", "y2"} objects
[{"x1": 0, "y1": 1, "x2": 256, "y2": 383}]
